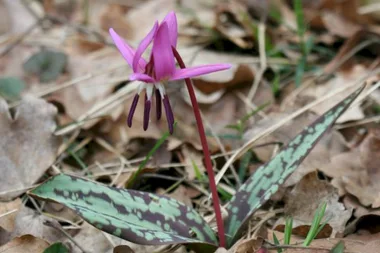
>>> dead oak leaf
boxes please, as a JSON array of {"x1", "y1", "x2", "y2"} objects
[
  {"x1": 0, "y1": 96, "x2": 60, "y2": 200},
  {"x1": 275, "y1": 172, "x2": 352, "y2": 238},
  {"x1": 10, "y1": 206, "x2": 64, "y2": 244},
  {"x1": 0, "y1": 234, "x2": 49, "y2": 253},
  {"x1": 321, "y1": 128, "x2": 380, "y2": 208}
]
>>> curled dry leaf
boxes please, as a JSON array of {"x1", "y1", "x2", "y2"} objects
[
  {"x1": 275, "y1": 172, "x2": 352, "y2": 238},
  {"x1": 322, "y1": 128, "x2": 380, "y2": 208},
  {"x1": 0, "y1": 96, "x2": 60, "y2": 200},
  {"x1": 0, "y1": 234, "x2": 49, "y2": 253}
]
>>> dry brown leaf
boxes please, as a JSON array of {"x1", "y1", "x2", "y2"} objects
[
  {"x1": 3, "y1": 0, "x2": 42, "y2": 34},
  {"x1": 125, "y1": 0, "x2": 176, "y2": 42},
  {"x1": 113, "y1": 245, "x2": 135, "y2": 253},
  {"x1": 300, "y1": 65, "x2": 368, "y2": 123},
  {"x1": 69, "y1": 223, "x2": 115, "y2": 253},
  {"x1": 10, "y1": 206, "x2": 63, "y2": 244},
  {"x1": 321, "y1": 11, "x2": 361, "y2": 38},
  {"x1": 322, "y1": 128, "x2": 380, "y2": 208},
  {"x1": 53, "y1": 48, "x2": 127, "y2": 123},
  {"x1": 275, "y1": 172, "x2": 352, "y2": 238},
  {"x1": 99, "y1": 4, "x2": 131, "y2": 39},
  {"x1": 0, "y1": 234, "x2": 49, "y2": 253},
  {"x1": 0, "y1": 96, "x2": 61, "y2": 200},
  {"x1": 231, "y1": 238, "x2": 264, "y2": 253},
  {"x1": 0, "y1": 199, "x2": 22, "y2": 232},
  {"x1": 322, "y1": 31, "x2": 380, "y2": 74},
  {"x1": 157, "y1": 185, "x2": 193, "y2": 207},
  {"x1": 70, "y1": 223, "x2": 165, "y2": 253},
  {"x1": 344, "y1": 195, "x2": 380, "y2": 219},
  {"x1": 0, "y1": 1, "x2": 10, "y2": 35}
]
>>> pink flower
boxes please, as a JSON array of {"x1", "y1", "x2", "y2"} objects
[{"x1": 109, "y1": 11, "x2": 231, "y2": 133}]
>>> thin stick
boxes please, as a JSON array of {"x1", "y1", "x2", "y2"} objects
[
  {"x1": 172, "y1": 47, "x2": 226, "y2": 248},
  {"x1": 44, "y1": 220, "x2": 88, "y2": 253},
  {"x1": 247, "y1": 22, "x2": 267, "y2": 102}
]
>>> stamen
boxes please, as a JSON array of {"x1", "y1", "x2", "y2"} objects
[
  {"x1": 163, "y1": 95, "x2": 174, "y2": 134},
  {"x1": 143, "y1": 94, "x2": 151, "y2": 131},
  {"x1": 127, "y1": 94, "x2": 140, "y2": 127},
  {"x1": 156, "y1": 89, "x2": 162, "y2": 120}
]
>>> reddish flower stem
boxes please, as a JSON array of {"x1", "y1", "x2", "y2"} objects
[{"x1": 172, "y1": 46, "x2": 226, "y2": 248}]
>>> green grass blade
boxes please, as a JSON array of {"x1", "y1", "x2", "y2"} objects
[
  {"x1": 284, "y1": 216, "x2": 293, "y2": 245},
  {"x1": 224, "y1": 86, "x2": 364, "y2": 246},
  {"x1": 330, "y1": 241, "x2": 345, "y2": 253},
  {"x1": 238, "y1": 152, "x2": 252, "y2": 182},
  {"x1": 272, "y1": 232, "x2": 283, "y2": 253},
  {"x1": 29, "y1": 174, "x2": 218, "y2": 246},
  {"x1": 293, "y1": 0, "x2": 306, "y2": 53},
  {"x1": 303, "y1": 202, "x2": 327, "y2": 246}
]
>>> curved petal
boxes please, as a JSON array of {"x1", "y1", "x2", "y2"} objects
[
  {"x1": 129, "y1": 73, "x2": 155, "y2": 83},
  {"x1": 153, "y1": 23, "x2": 176, "y2": 81},
  {"x1": 162, "y1": 11, "x2": 178, "y2": 47},
  {"x1": 170, "y1": 64, "x2": 232, "y2": 81},
  {"x1": 109, "y1": 28, "x2": 138, "y2": 68},
  {"x1": 132, "y1": 21, "x2": 159, "y2": 73}
]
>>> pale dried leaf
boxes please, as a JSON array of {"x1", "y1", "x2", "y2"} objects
[
  {"x1": 0, "y1": 96, "x2": 60, "y2": 200},
  {"x1": 11, "y1": 206, "x2": 63, "y2": 244},
  {"x1": 0, "y1": 199, "x2": 21, "y2": 232},
  {"x1": 321, "y1": 129, "x2": 380, "y2": 208}
]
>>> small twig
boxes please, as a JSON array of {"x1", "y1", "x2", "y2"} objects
[
  {"x1": 0, "y1": 209, "x2": 18, "y2": 219},
  {"x1": 247, "y1": 22, "x2": 267, "y2": 102}
]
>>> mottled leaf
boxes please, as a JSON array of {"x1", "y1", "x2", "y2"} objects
[
  {"x1": 0, "y1": 77, "x2": 25, "y2": 101},
  {"x1": 23, "y1": 50, "x2": 67, "y2": 82},
  {"x1": 29, "y1": 174, "x2": 218, "y2": 246},
  {"x1": 225, "y1": 86, "x2": 364, "y2": 246},
  {"x1": 43, "y1": 242, "x2": 69, "y2": 253}
]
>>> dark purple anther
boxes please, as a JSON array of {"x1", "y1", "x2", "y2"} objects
[
  {"x1": 163, "y1": 95, "x2": 174, "y2": 134},
  {"x1": 127, "y1": 94, "x2": 140, "y2": 127},
  {"x1": 156, "y1": 90, "x2": 162, "y2": 120},
  {"x1": 143, "y1": 96, "x2": 151, "y2": 131}
]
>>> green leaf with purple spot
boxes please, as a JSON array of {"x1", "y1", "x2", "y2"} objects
[
  {"x1": 29, "y1": 174, "x2": 218, "y2": 246},
  {"x1": 225, "y1": 86, "x2": 364, "y2": 246}
]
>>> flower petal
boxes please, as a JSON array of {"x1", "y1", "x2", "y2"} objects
[
  {"x1": 109, "y1": 28, "x2": 139, "y2": 68},
  {"x1": 170, "y1": 64, "x2": 232, "y2": 81},
  {"x1": 129, "y1": 73, "x2": 155, "y2": 83},
  {"x1": 162, "y1": 11, "x2": 178, "y2": 47},
  {"x1": 153, "y1": 22, "x2": 176, "y2": 81},
  {"x1": 132, "y1": 21, "x2": 159, "y2": 73}
]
